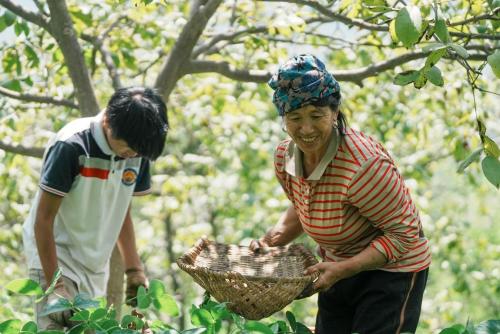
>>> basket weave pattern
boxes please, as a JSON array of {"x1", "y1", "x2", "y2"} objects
[{"x1": 177, "y1": 238, "x2": 318, "y2": 320}]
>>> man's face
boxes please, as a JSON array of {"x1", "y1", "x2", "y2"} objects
[{"x1": 102, "y1": 117, "x2": 138, "y2": 159}]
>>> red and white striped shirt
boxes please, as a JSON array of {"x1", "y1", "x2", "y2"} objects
[{"x1": 275, "y1": 128, "x2": 431, "y2": 272}]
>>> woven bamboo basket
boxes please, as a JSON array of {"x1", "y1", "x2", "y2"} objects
[{"x1": 176, "y1": 238, "x2": 318, "y2": 320}]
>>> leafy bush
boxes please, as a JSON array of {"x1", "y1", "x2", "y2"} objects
[{"x1": 1, "y1": 272, "x2": 498, "y2": 334}]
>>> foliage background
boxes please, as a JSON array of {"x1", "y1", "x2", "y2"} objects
[{"x1": 0, "y1": 1, "x2": 499, "y2": 333}]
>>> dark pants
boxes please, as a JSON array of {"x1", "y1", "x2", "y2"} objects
[{"x1": 315, "y1": 268, "x2": 428, "y2": 334}]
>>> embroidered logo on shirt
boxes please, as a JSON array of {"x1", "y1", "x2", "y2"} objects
[{"x1": 122, "y1": 168, "x2": 137, "y2": 186}]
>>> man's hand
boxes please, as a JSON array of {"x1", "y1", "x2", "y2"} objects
[
  {"x1": 47, "y1": 281, "x2": 73, "y2": 326},
  {"x1": 125, "y1": 268, "x2": 148, "y2": 307}
]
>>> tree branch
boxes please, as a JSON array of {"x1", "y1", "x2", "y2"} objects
[
  {"x1": 0, "y1": 86, "x2": 78, "y2": 109},
  {"x1": 184, "y1": 49, "x2": 488, "y2": 85},
  {"x1": 154, "y1": 0, "x2": 223, "y2": 99},
  {"x1": 0, "y1": 141, "x2": 44, "y2": 158},
  {"x1": 46, "y1": 0, "x2": 99, "y2": 117},
  {"x1": 192, "y1": 17, "x2": 324, "y2": 58},
  {"x1": 259, "y1": 0, "x2": 387, "y2": 31},
  {"x1": 0, "y1": 0, "x2": 50, "y2": 31},
  {"x1": 185, "y1": 60, "x2": 270, "y2": 82},
  {"x1": 449, "y1": 8, "x2": 500, "y2": 26}
]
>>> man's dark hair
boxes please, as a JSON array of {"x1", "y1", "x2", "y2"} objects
[{"x1": 105, "y1": 87, "x2": 169, "y2": 160}]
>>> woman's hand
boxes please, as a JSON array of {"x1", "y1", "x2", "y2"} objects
[
  {"x1": 249, "y1": 237, "x2": 271, "y2": 253},
  {"x1": 304, "y1": 261, "x2": 356, "y2": 291}
]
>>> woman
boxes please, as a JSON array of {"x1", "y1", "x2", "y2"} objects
[{"x1": 251, "y1": 54, "x2": 430, "y2": 334}]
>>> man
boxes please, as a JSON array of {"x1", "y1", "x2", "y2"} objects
[{"x1": 23, "y1": 87, "x2": 169, "y2": 329}]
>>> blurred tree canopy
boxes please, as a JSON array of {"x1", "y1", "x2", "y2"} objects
[{"x1": 0, "y1": 0, "x2": 498, "y2": 332}]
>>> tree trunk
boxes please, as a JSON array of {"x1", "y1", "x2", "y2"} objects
[{"x1": 107, "y1": 246, "x2": 124, "y2": 319}]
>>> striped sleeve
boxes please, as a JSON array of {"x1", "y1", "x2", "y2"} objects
[
  {"x1": 347, "y1": 155, "x2": 421, "y2": 263},
  {"x1": 40, "y1": 141, "x2": 80, "y2": 197}
]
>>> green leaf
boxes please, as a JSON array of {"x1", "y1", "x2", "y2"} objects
[
  {"x1": 448, "y1": 43, "x2": 469, "y2": 59},
  {"x1": 475, "y1": 319, "x2": 500, "y2": 334},
  {"x1": 39, "y1": 297, "x2": 73, "y2": 317},
  {"x1": 137, "y1": 285, "x2": 151, "y2": 309},
  {"x1": 269, "y1": 320, "x2": 288, "y2": 334},
  {"x1": 426, "y1": 66, "x2": 444, "y2": 86},
  {"x1": 2, "y1": 79, "x2": 22, "y2": 92},
  {"x1": 484, "y1": 136, "x2": 500, "y2": 158},
  {"x1": 457, "y1": 148, "x2": 483, "y2": 173},
  {"x1": 120, "y1": 315, "x2": 144, "y2": 330},
  {"x1": 394, "y1": 70, "x2": 420, "y2": 85},
  {"x1": 5, "y1": 278, "x2": 44, "y2": 296},
  {"x1": 295, "y1": 322, "x2": 313, "y2": 334},
  {"x1": 70, "y1": 9, "x2": 93, "y2": 27},
  {"x1": 67, "y1": 323, "x2": 86, "y2": 334},
  {"x1": 425, "y1": 48, "x2": 447, "y2": 67},
  {"x1": 190, "y1": 308, "x2": 214, "y2": 327},
  {"x1": 389, "y1": 19, "x2": 398, "y2": 43},
  {"x1": 153, "y1": 293, "x2": 179, "y2": 316},
  {"x1": 70, "y1": 309, "x2": 90, "y2": 322},
  {"x1": 481, "y1": 156, "x2": 500, "y2": 188},
  {"x1": 286, "y1": 311, "x2": 297, "y2": 331},
  {"x1": 73, "y1": 293, "x2": 100, "y2": 309},
  {"x1": 413, "y1": 71, "x2": 427, "y2": 89},
  {"x1": 37, "y1": 331, "x2": 65, "y2": 334},
  {"x1": 244, "y1": 321, "x2": 274, "y2": 334},
  {"x1": 14, "y1": 21, "x2": 22, "y2": 36},
  {"x1": 422, "y1": 42, "x2": 446, "y2": 52},
  {"x1": 181, "y1": 328, "x2": 207, "y2": 334},
  {"x1": 434, "y1": 18, "x2": 449, "y2": 43},
  {"x1": 438, "y1": 328, "x2": 461, "y2": 334},
  {"x1": 89, "y1": 308, "x2": 107, "y2": 321},
  {"x1": 24, "y1": 45, "x2": 39, "y2": 68},
  {"x1": 395, "y1": 6, "x2": 422, "y2": 48},
  {"x1": 20, "y1": 321, "x2": 38, "y2": 334},
  {"x1": 487, "y1": 50, "x2": 500, "y2": 78},
  {"x1": 3, "y1": 10, "x2": 16, "y2": 26},
  {"x1": 149, "y1": 279, "x2": 166, "y2": 298},
  {"x1": 0, "y1": 319, "x2": 22, "y2": 334}
]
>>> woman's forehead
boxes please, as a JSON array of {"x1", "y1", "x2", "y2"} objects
[{"x1": 287, "y1": 105, "x2": 329, "y2": 115}]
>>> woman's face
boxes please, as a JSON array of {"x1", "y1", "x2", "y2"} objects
[{"x1": 284, "y1": 105, "x2": 337, "y2": 157}]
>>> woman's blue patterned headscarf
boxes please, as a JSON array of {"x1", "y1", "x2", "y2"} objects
[{"x1": 268, "y1": 54, "x2": 341, "y2": 116}]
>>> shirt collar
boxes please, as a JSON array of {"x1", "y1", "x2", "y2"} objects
[
  {"x1": 284, "y1": 128, "x2": 340, "y2": 181},
  {"x1": 90, "y1": 111, "x2": 115, "y2": 156}
]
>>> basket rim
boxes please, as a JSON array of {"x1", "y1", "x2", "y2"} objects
[{"x1": 176, "y1": 238, "x2": 318, "y2": 283}]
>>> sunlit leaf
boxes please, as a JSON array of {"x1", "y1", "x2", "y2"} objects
[
  {"x1": 190, "y1": 308, "x2": 214, "y2": 327},
  {"x1": 448, "y1": 43, "x2": 469, "y2": 59},
  {"x1": 0, "y1": 319, "x2": 22, "y2": 334},
  {"x1": 137, "y1": 285, "x2": 151, "y2": 309},
  {"x1": 20, "y1": 321, "x2": 37, "y2": 334},
  {"x1": 484, "y1": 136, "x2": 500, "y2": 158},
  {"x1": 153, "y1": 293, "x2": 179, "y2": 316},
  {"x1": 395, "y1": 6, "x2": 422, "y2": 48},
  {"x1": 481, "y1": 156, "x2": 500, "y2": 188},
  {"x1": 438, "y1": 328, "x2": 461, "y2": 334},
  {"x1": 434, "y1": 18, "x2": 449, "y2": 43},
  {"x1": 1, "y1": 79, "x2": 22, "y2": 92},
  {"x1": 244, "y1": 321, "x2": 274, "y2": 334},
  {"x1": 487, "y1": 50, "x2": 500, "y2": 78},
  {"x1": 5, "y1": 278, "x2": 43, "y2": 296}
]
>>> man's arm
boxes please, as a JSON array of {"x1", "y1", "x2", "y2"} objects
[
  {"x1": 116, "y1": 206, "x2": 143, "y2": 271},
  {"x1": 117, "y1": 205, "x2": 147, "y2": 306},
  {"x1": 34, "y1": 190, "x2": 63, "y2": 284}
]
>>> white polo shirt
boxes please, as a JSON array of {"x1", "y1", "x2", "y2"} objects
[{"x1": 23, "y1": 112, "x2": 151, "y2": 297}]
